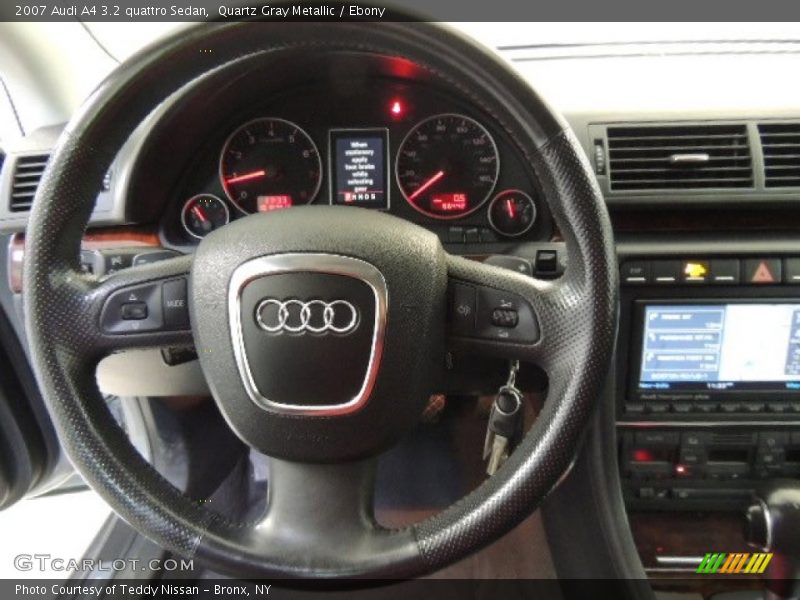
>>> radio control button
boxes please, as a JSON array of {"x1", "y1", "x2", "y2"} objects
[
  {"x1": 162, "y1": 278, "x2": 189, "y2": 328},
  {"x1": 120, "y1": 302, "x2": 148, "y2": 320},
  {"x1": 767, "y1": 402, "x2": 790, "y2": 413},
  {"x1": 101, "y1": 283, "x2": 163, "y2": 334},
  {"x1": 629, "y1": 462, "x2": 672, "y2": 479},
  {"x1": 784, "y1": 258, "x2": 800, "y2": 284},
  {"x1": 693, "y1": 402, "x2": 719, "y2": 413},
  {"x1": 672, "y1": 488, "x2": 694, "y2": 500},
  {"x1": 621, "y1": 261, "x2": 650, "y2": 285},
  {"x1": 721, "y1": 402, "x2": 742, "y2": 413},
  {"x1": 672, "y1": 402, "x2": 693, "y2": 413},
  {"x1": 635, "y1": 431, "x2": 679, "y2": 445},
  {"x1": 759, "y1": 431, "x2": 789, "y2": 447},
  {"x1": 475, "y1": 286, "x2": 538, "y2": 342},
  {"x1": 710, "y1": 259, "x2": 741, "y2": 284},
  {"x1": 679, "y1": 449, "x2": 705, "y2": 465},
  {"x1": 638, "y1": 487, "x2": 656, "y2": 499},
  {"x1": 682, "y1": 432, "x2": 711, "y2": 446},
  {"x1": 651, "y1": 260, "x2": 681, "y2": 284},
  {"x1": 647, "y1": 402, "x2": 669, "y2": 414},
  {"x1": 490, "y1": 308, "x2": 519, "y2": 328},
  {"x1": 756, "y1": 449, "x2": 785, "y2": 466},
  {"x1": 742, "y1": 402, "x2": 766, "y2": 413}
]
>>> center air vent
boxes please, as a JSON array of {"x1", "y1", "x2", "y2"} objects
[
  {"x1": 10, "y1": 154, "x2": 49, "y2": 212},
  {"x1": 607, "y1": 124, "x2": 753, "y2": 191},
  {"x1": 759, "y1": 123, "x2": 800, "y2": 188}
]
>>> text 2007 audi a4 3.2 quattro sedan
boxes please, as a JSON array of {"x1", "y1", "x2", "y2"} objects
[{"x1": 0, "y1": 7, "x2": 799, "y2": 600}]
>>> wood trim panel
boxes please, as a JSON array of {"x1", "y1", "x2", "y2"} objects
[
  {"x1": 629, "y1": 511, "x2": 769, "y2": 596},
  {"x1": 7, "y1": 228, "x2": 161, "y2": 293}
]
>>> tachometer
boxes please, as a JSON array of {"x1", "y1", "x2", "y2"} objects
[
  {"x1": 219, "y1": 118, "x2": 322, "y2": 214},
  {"x1": 396, "y1": 113, "x2": 499, "y2": 219}
]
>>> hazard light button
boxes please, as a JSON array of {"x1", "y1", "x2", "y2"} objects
[{"x1": 743, "y1": 258, "x2": 782, "y2": 284}]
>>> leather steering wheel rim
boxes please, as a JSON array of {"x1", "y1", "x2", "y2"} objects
[{"x1": 22, "y1": 20, "x2": 618, "y2": 579}]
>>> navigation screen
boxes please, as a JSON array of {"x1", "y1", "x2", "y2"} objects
[
  {"x1": 638, "y1": 303, "x2": 800, "y2": 391},
  {"x1": 330, "y1": 128, "x2": 389, "y2": 209}
]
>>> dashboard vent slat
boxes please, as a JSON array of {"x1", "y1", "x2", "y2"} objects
[
  {"x1": 759, "y1": 123, "x2": 800, "y2": 188},
  {"x1": 10, "y1": 154, "x2": 49, "y2": 212},
  {"x1": 607, "y1": 124, "x2": 753, "y2": 191}
]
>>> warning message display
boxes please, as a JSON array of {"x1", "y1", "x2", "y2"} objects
[{"x1": 330, "y1": 128, "x2": 389, "y2": 210}]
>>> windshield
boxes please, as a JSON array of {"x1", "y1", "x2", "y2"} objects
[
  {"x1": 72, "y1": 22, "x2": 800, "y2": 63},
  {"x1": 459, "y1": 22, "x2": 800, "y2": 48}
]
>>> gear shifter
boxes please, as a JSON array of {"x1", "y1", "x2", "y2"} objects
[{"x1": 745, "y1": 481, "x2": 800, "y2": 600}]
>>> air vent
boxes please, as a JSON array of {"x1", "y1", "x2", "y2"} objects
[
  {"x1": 10, "y1": 154, "x2": 49, "y2": 212},
  {"x1": 759, "y1": 123, "x2": 800, "y2": 188},
  {"x1": 607, "y1": 124, "x2": 753, "y2": 191}
]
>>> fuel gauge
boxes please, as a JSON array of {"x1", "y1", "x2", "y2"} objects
[
  {"x1": 488, "y1": 189, "x2": 537, "y2": 238},
  {"x1": 181, "y1": 194, "x2": 230, "y2": 240}
]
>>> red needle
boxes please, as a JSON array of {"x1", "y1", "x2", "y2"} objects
[
  {"x1": 505, "y1": 198, "x2": 516, "y2": 219},
  {"x1": 191, "y1": 205, "x2": 208, "y2": 223},
  {"x1": 408, "y1": 170, "x2": 445, "y2": 201},
  {"x1": 225, "y1": 170, "x2": 266, "y2": 184}
]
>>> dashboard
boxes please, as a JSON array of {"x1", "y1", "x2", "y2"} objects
[
  {"x1": 2, "y1": 31, "x2": 800, "y2": 588},
  {"x1": 154, "y1": 71, "x2": 553, "y2": 250}
]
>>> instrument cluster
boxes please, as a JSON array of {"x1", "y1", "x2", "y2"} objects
[{"x1": 161, "y1": 79, "x2": 552, "y2": 247}]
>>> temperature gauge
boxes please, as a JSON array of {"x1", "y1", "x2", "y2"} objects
[
  {"x1": 181, "y1": 194, "x2": 230, "y2": 240},
  {"x1": 488, "y1": 190, "x2": 536, "y2": 237}
]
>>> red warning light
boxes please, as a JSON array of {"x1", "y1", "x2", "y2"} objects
[
  {"x1": 632, "y1": 449, "x2": 655, "y2": 463},
  {"x1": 389, "y1": 99, "x2": 404, "y2": 117}
]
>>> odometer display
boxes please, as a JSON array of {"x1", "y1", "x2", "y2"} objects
[
  {"x1": 219, "y1": 118, "x2": 322, "y2": 214},
  {"x1": 396, "y1": 114, "x2": 499, "y2": 219}
]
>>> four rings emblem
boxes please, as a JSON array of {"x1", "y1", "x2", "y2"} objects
[{"x1": 255, "y1": 298, "x2": 359, "y2": 335}]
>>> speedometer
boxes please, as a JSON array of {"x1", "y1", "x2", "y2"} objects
[
  {"x1": 395, "y1": 113, "x2": 499, "y2": 219},
  {"x1": 219, "y1": 118, "x2": 322, "y2": 214}
]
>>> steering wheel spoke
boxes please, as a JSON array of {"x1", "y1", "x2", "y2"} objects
[
  {"x1": 446, "y1": 253, "x2": 568, "y2": 368},
  {"x1": 71, "y1": 254, "x2": 194, "y2": 357},
  {"x1": 216, "y1": 458, "x2": 418, "y2": 578}
]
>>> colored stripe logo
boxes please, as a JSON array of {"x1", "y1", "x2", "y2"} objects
[{"x1": 696, "y1": 552, "x2": 773, "y2": 574}]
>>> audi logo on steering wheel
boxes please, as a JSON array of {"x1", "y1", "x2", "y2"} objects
[{"x1": 255, "y1": 298, "x2": 359, "y2": 335}]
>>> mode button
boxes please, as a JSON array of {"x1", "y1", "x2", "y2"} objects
[{"x1": 163, "y1": 278, "x2": 190, "y2": 329}]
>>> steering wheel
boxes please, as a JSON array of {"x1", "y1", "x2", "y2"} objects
[{"x1": 22, "y1": 21, "x2": 618, "y2": 578}]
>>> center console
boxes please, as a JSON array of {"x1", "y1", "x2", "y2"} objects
[{"x1": 616, "y1": 249, "x2": 800, "y2": 512}]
